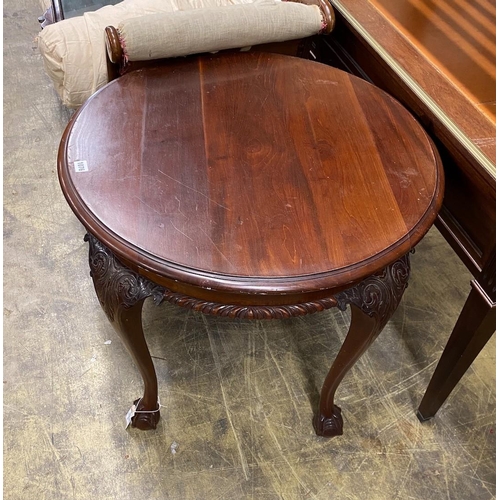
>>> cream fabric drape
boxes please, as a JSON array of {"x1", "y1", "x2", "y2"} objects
[{"x1": 38, "y1": 0, "x2": 256, "y2": 107}]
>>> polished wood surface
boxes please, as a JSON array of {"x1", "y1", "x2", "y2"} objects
[
  {"x1": 324, "y1": 0, "x2": 495, "y2": 170},
  {"x1": 59, "y1": 52, "x2": 442, "y2": 298},
  {"x1": 59, "y1": 52, "x2": 444, "y2": 435},
  {"x1": 316, "y1": 0, "x2": 495, "y2": 420},
  {"x1": 318, "y1": 0, "x2": 495, "y2": 275},
  {"x1": 371, "y1": 0, "x2": 496, "y2": 120}
]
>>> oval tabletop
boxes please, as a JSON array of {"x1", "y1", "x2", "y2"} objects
[{"x1": 59, "y1": 52, "x2": 443, "y2": 296}]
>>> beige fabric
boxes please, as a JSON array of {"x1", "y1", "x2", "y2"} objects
[
  {"x1": 38, "y1": 0, "x2": 255, "y2": 107},
  {"x1": 39, "y1": 0, "x2": 51, "y2": 11},
  {"x1": 119, "y1": 1, "x2": 322, "y2": 61}
]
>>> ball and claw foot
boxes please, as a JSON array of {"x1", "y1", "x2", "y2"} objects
[
  {"x1": 131, "y1": 398, "x2": 161, "y2": 430},
  {"x1": 313, "y1": 405, "x2": 343, "y2": 437}
]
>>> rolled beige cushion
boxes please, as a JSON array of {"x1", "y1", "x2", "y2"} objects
[
  {"x1": 38, "y1": 0, "x2": 255, "y2": 108},
  {"x1": 119, "y1": 1, "x2": 323, "y2": 61}
]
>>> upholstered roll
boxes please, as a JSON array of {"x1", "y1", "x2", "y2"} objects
[
  {"x1": 38, "y1": 0, "x2": 255, "y2": 108},
  {"x1": 118, "y1": 1, "x2": 323, "y2": 62}
]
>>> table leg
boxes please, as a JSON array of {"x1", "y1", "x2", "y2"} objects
[
  {"x1": 85, "y1": 234, "x2": 165, "y2": 430},
  {"x1": 313, "y1": 254, "x2": 411, "y2": 437},
  {"x1": 417, "y1": 279, "x2": 496, "y2": 421}
]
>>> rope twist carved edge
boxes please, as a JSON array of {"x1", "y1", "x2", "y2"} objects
[
  {"x1": 86, "y1": 234, "x2": 410, "y2": 321},
  {"x1": 162, "y1": 292, "x2": 338, "y2": 319}
]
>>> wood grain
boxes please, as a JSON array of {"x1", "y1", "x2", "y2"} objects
[
  {"x1": 59, "y1": 52, "x2": 443, "y2": 298},
  {"x1": 329, "y1": 0, "x2": 496, "y2": 168},
  {"x1": 318, "y1": 0, "x2": 496, "y2": 424},
  {"x1": 371, "y1": 0, "x2": 496, "y2": 117},
  {"x1": 321, "y1": 0, "x2": 495, "y2": 276}
]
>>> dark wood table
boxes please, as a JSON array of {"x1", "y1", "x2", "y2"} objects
[
  {"x1": 58, "y1": 52, "x2": 443, "y2": 437},
  {"x1": 310, "y1": 0, "x2": 495, "y2": 421}
]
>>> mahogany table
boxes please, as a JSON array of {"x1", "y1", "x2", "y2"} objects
[
  {"x1": 312, "y1": 0, "x2": 496, "y2": 421},
  {"x1": 58, "y1": 52, "x2": 443, "y2": 437}
]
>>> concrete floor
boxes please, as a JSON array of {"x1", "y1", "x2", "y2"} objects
[{"x1": 4, "y1": 1, "x2": 496, "y2": 499}]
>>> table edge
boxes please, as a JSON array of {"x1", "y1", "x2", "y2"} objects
[{"x1": 57, "y1": 55, "x2": 444, "y2": 297}]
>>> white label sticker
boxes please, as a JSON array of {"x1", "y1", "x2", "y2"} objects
[
  {"x1": 125, "y1": 404, "x2": 136, "y2": 429},
  {"x1": 74, "y1": 160, "x2": 88, "y2": 172}
]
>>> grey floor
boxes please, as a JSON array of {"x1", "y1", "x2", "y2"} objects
[{"x1": 4, "y1": 1, "x2": 496, "y2": 499}]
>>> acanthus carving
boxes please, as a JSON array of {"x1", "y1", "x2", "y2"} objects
[
  {"x1": 84, "y1": 234, "x2": 412, "y2": 436},
  {"x1": 85, "y1": 234, "x2": 341, "y2": 320},
  {"x1": 85, "y1": 234, "x2": 410, "y2": 325},
  {"x1": 335, "y1": 254, "x2": 411, "y2": 326},
  {"x1": 85, "y1": 234, "x2": 165, "y2": 322}
]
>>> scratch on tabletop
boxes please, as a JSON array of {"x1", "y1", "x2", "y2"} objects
[
  {"x1": 134, "y1": 196, "x2": 163, "y2": 216},
  {"x1": 198, "y1": 227, "x2": 235, "y2": 269},
  {"x1": 174, "y1": 196, "x2": 188, "y2": 218},
  {"x1": 158, "y1": 171, "x2": 230, "y2": 211},
  {"x1": 170, "y1": 220, "x2": 194, "y2": 241}
]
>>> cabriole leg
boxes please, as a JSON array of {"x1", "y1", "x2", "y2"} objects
[
  {"x1": 85, "y1": 233, "x2": 165, "y2": 430},
  {"x1": 314, "y1": 254, "x2": 411, "y2": 437}
]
